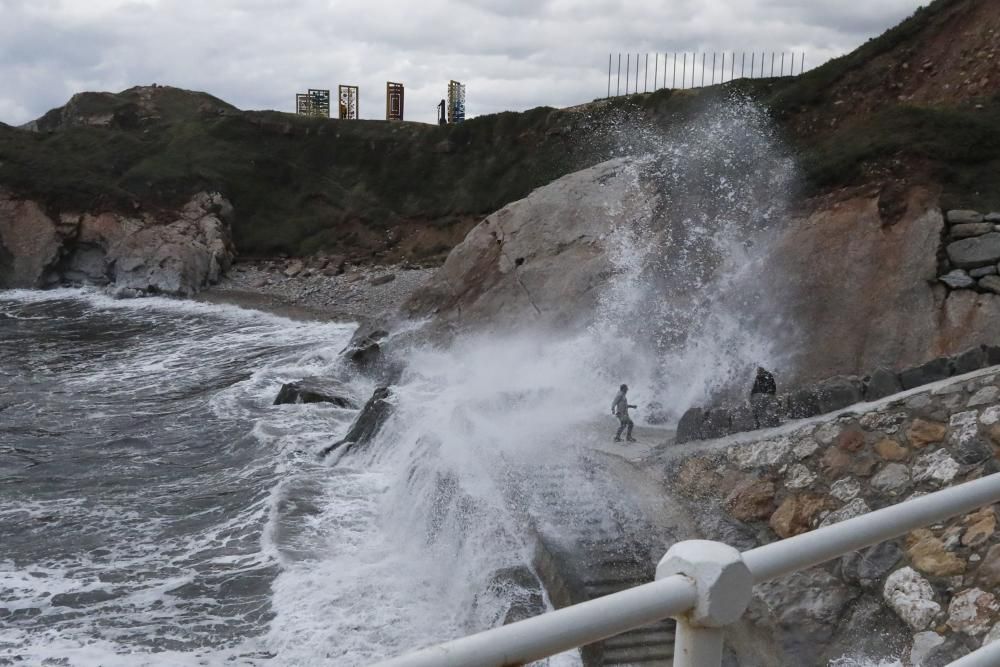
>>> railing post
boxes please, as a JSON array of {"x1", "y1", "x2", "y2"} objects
[{"x1": 656, "y1": 540, "x2": 753, "y2": 667}]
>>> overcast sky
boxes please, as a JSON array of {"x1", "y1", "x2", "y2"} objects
[{"x1": 1, "y1": 0, "x2": 926, "y2": 126}]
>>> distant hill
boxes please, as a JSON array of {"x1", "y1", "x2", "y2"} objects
[{"x1": 2, "y1": 0, "x2": 999, "y2": 260}]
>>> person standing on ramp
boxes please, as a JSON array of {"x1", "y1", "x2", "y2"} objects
[{"x1": 611, "y1": 384, "x2": 637, "y2": 443}]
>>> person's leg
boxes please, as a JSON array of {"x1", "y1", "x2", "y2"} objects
[
  {"x1": 615, "y1": 417, "x2": 626, "y2": 441},
  {"x1": 626, "y1": 417, "x2": 636, "y2": 441}
]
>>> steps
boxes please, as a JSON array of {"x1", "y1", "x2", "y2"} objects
[{"x1": 503, "y1": 460, "x2": 677, "y2": 666}]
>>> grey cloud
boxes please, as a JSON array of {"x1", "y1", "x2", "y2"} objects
[{"x1": 0, "y1": 0, "x2": 926, "y2": 126}]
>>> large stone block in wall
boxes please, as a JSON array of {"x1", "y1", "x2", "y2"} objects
[
  {"x1": 946, "y1": 210, "x2": 984, "y2": 225},
  {"x1": 899, "y1": 357, "x2": 952, "y2": 390},
  {"x1": 864, "y1": 367, "x2": 902, "y2": 401},
  {"x1": 952, "y1": 346, "x2": 987, "y2": 375},
  {"x1": 815, "y1": 376, "x2": 864, "y2": 413},
  {"x1": 946, "y1": 232, "x2": 1000, "y2": 269}
]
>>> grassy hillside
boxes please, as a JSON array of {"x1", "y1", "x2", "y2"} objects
[{"x1": 3, "y1": 0, "x2": 1000, "y2": 259}]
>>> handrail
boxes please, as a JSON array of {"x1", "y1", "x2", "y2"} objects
[
  {"x1": 946, "y1": 638, "x2": 1000, "y2": 667},
  {"x1": 371, "y1": 472, "x2": 1000, "y2": 667}
]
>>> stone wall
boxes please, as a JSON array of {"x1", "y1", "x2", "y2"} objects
[
  {"x1": 676, "y1": 345, "x2": 1000, "y2": 444},
  {"x1": 666, "y1": 369, "x2": 1000, "y2": 665},
  {"x1": 939, "y1": 210, "x2": 1000, "y2": 294}
]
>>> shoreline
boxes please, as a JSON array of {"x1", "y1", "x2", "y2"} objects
[{"x1": 199, "y1": 259, "x2": 435, "y2": 324}]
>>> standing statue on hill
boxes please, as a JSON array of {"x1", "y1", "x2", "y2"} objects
[{"x1": 611, "y1": 384, "x2": 637, "y2": 443}]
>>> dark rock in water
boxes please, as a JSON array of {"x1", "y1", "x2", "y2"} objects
[
  {"x1": 320, "y1": 386, "x2": 393, "y2": 457},
  {"x1": 814, "y1": 376, "x2": 863, "y2": 413},
  {"x1": 675, "y1": 407, "x2": 705, "y2": 443},
  {"x1": 343, "y1": 326, "x2": 389, "y2": 373},
  {"x1": 785, "y1": 387, "x2": 821, "y2": 419},
  {"x1": 729, "y1": 401, "x2": 756, "y2": 433},
  {"x1": 863, "y1": 367, "x2": 902, "y2": 401},
  {"x1": 51, "y1": 589, "x2": 122, "y2": 608},
  {"x1": 751, "y1": 394, "x2": 783, "y2": 428},
  {"x1": 644, "y1": 401, "x2": 669, "y2": 425},
  {"x1": 273, "y1": 380, "x2": 354, "y2": 408},
  {"x1": 899, "y1": 357, "x2": 952, "y2": 389},
  {"x1": 701, "y1": 408, "x2": 732, "y2": 439},
  {"x1": 839, "y1": 541, "x2": 902, "y2": 587},
  {"x1": 987, "y1": 345, "x2": 1000, "y2": 367},
  {"x1": 952, "y1": 346, "x2": 987, "y2": 376}
]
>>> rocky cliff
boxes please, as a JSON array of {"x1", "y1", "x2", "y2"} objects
[
  {"x1": 0, "y1": 190, "x2": 234, "y2": 295},
  {"x1": 666, "y1": 366, "x2": 1000, "y2": 665}
]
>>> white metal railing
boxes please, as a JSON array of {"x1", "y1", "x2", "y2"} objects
[{"x1": 371, "y1": 472, "x2": 1000, "y2": 667}]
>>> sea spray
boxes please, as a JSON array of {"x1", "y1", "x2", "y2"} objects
[{"x1": 288, "y1": 97, "x2": 805, "y2": 663}]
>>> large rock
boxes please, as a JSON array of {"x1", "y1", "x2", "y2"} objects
[
  {"x1": 946, "y1": 233, "x2": 1000, "y2": 269},
  {"x1": 899, "y1": 357, "x2": 953, "y2": 390},
  {"x1": 883, "y1": 566, "x2": 941, "y2": 630},
  {"x1": 905, "y1": 418, "x2": 948, "y2": 448},
  {"x1": 0, "y1": 191, "x2": 70, "y2": 287},
  {"x1": 977, "y1": 543, "x2": 1000, "y2": 588},
  {"x1": 950, "y1": 222, "x2": 995, "y2": 238},
  {"x1": 947, "y1": 588, "x2": 999, "y2": 635},
  {"x1": 940, "y1": 269, "x2": 975, "y2": 289},
  {"x1": 907, "y1": 529, "x2": 966, "y2": 577},
  {"x1": 0, "y1": 189, "x2": 234, "y2": 294},
  {"x1": 723, "y1": 478, "x2": 776, "y2": 521},
  {"x1": 319, "y1": 386, "x2": 394, "y2": 458},
  {"x1": 952, "y1": 346, "x2": 988, "y2": 375},
  {"x1": 769, "y1": 494, "x2": 829, "y2": 538},
  {"x1": 814, "y1": 376, "x2": 864, "y2": 413},
  {"x1": 273, "y1": 379, "x2": 355, "y2": 408},
  {"x1": 675, "y1": 407, "x2": 705, "y2": 443},
  {"x1": 840, "y1": 541, "x2": 903, "y2": 587},
  {"x1": 947, "y1": 210, "x2": 985, "y2": 225},
  {"x1": 749, "y1": 568, "x2": 859, "y2": 665},
  {"x1": 403, "y1": 158, "x2": 656, "y2": 331},
  {"x1": 864, "y1": 367, "x2": 902, "y2": 401}
]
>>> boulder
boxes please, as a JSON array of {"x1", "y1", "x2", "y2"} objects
[
  {"x1": 906, "y1": 418, "x2": 948, "y2": 448},
  {"x1": 912, "y1": 449, "x2": 960, "y2": 485},
  {"x1": 675, "y1": 407, "x2": 705, "y2": 443},
  {"x1": 946, "y1": 233, "x2": 1000, "y2": 269},
  {"x1": 947, "y1": 588, "x2": 999, "y2": 635},
  {"x1": 370, "y1": 273, "x2": 396, "y2": 286},
  {"x1": 819, "y1": 498, "x2": 871, "y2": 528},
  {"x1": 695, "y1": 509, "x2": 758, "y2": 552},
  {"x1": 343, "y1": 326, "x2": 389, "y2": 373},
  {"x1": 319, "y1": 386, "x2": 394, "y2": 458},
  {"x1": 980, "y1": 275, "x2": 1000, "y2": 294},
  {"x1": 962, "y1": 507, "x2": 996, "y2": 547},
  {"x1": 864, "y1": 367, "x2": 902, "y2": 401},
  {"x1": 987, "y1": 212, "x2": 1000, "y2": 223},
  {"x1": 970, "y1": 265, "x2": 998, "y2": 278},
  {"x1": 0, "y1": 193, "x2": 70, "y2": 287},
  {"x1": 723, "y1": 478, "x2": 775, "y2": 522},
  {"x1": 729, "y1": 436, "x2": 793, "y2": 470},
  {"x1": 273, "y1": 379, "x2": 355, "y2": 408},
  {"x1": 874, "y1": 438, "x2": 909, "y2": 461},
  {"x1": 907, "y1": 529, "x2": 965, "y2": 577},
  {"x1": 283, "y1": 260, "x2": 304, "y2": 277},
  {"x1": 749, "y1": 568, "x2": 859, "y2": 665},
  {"x1": 750, "y1": 394, "x2": 783, "y2": 428},
  {"x1": 952, "y1": 346, "x2": 988, "y2": 375},
  {"x1": 951, "y1": 222, "x2": 995, "y2": 239},
  {"x1": 785, "y1": 463, "x2": 817, "y2": 489},
  {"x1": 814, "y1": 376, "x2": 864, "y2": 413},
  {"x1": 728, "y1": 401, "x2": 756, "y2": 432},
  {"x1": 701, "y1": 408, "x2": 733, "y2": 439},
  {"x1": 830, "y1": 477, "x2": 861, "y2": 501},
  {"x1": 482, "y1": 566, "x2": 545, "y2": 625},
  {"x1": 910, "y1": 632, "x2": 946, "y2": 667},
  {"x1": 922, "y1": 635, "x2": 974, "y2": 666},
  {"x1": 883, "y1": 566, "x2": 941, "y2": 630},
  {"x1": 871, "y1": 462, "x2": 912, "y2": 495},
  {"x1": 977, "y1": 543, "x2": 1000, "y2": 588},
  {"x1": 769, "y1": 494, "x2": 830, "y2": 538},
  {"x1": 840, "y1": 541, "x2": 903, "y2": 587},
  {"x1": 899, "y1": 358, "x2": 952, "y2": 390},
  {"x1": 947, "y1": 210, "x2": 985, "y2": 225},
  {"x1": 785, "y1": 387, "x2": 821, "y2": 419},
  {"x1": 940, "y1": 269, "x2": 976, "y2": 289},
  {"x1": 968, "y1": 385, "x2": 999, "y2": 407},
  {"x1": 834, "y1": 427, "x2": 866, "y2": 452}
]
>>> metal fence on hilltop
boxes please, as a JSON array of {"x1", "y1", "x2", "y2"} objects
[{"x1": 606, "y1": 51, "x2": 806, "y2": 98}]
